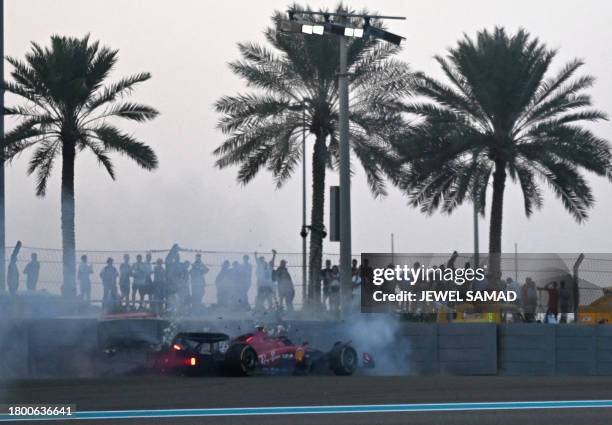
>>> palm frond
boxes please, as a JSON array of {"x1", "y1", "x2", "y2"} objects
[
  {"x1": 85, "y1": 72, "x2": 152, "y2": 112},
  {"x1": 85, "y1": 101, "x2": 159, "y2": 124},
  {"x1": 91, "y1": 124, "x2": 158, "y2": 171},
  {"x1": 513, "y1": 161, "x2": 543, "y2": 216},
  {"x1": 26, "y1": 140, "x2": 60, "y2": 196},
  {"x1": 533, "y1": 160, "x2": 593, "y2": 222}
]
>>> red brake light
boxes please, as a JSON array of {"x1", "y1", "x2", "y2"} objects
[
  {"x1": 246, "y1": 336, "x2": 254, "y2": 343},
  {"x1": 173, "y1": 344, "x2": 182, "y2": 351},
  {"x1": 190, "y1": 357, "x2": 197, "y2": 366}
]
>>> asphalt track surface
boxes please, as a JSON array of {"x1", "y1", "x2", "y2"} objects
[{"x1": 3, "y1": 375, "x2": 612, "y2": 424}]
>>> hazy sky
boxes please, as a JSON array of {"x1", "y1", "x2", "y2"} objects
[{"x1": 4, "y1": 0, "x2": 612, "y2": 255}]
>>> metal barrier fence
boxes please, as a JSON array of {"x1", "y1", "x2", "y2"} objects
[
  {"x1": 4, "y1": 245, "x2": 362, "y2": 308},
  {"x1": 453, "y1": 253, "x2": 611, "y2": 306},
  {"x1": 4, "y1": 247, "x2": 612, "y2": 310}
]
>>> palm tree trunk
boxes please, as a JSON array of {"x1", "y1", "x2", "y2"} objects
[
  {"x1": 488, "y1": 159, "x2": 506, "y2": 287},
  {"x1": 61, "y1": 141, "x2": 77, "y2": 297},
  {"x1": 308, "y1": 134, "x2": 327, "y2": 307}
]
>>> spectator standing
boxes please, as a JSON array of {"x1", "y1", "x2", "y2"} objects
[
  {"x1": 100, "y1": 258, "x2": 119, "y2": 312},
  {"x1": 77, "y1": 255, "x2": 93, "y2": 302},
  {"x1": 544, "y1": 281, "x2": 559, "y2": 323},
  {"x1": 152, "y1": 258, "x2": 166, "y2": 313},
  {"x1": 328, "y1": 265, "x2": 341, "y2": 313},
  {"x1": 274, "y1": 259, "x2": 295, "y2": 312},
  {"x1": 351, "y1": 259, "x2": 360, "y2": 281},
  {"x1": 216, "y1": 260, "x2": 232, "y2": 307},
  {"x1": 166, "y1": 254, "x2": 180, "y2": 302},
  {"x1": 255, "y1": 250, "x2": 276, "y2": 311},
  {"x1": 522, "y1": 277, "x2": 538, "y2": 322},
  {"x1": 119, "y1": 254, "x2": 132, "y2": 307},
  {"x1": 132, "y1": 254, "x2": 148, "y2": 309},
  {"x1": 144, "y1": 253, "x2": 154, "y2": 303},
  {"x1": 473, "y1": 273, "x2": 488, "y2": 292},
  {"x1": 239, "y1": 255, "x2": 252, "y2": 310},
  {"x1": 230, "y1": 261, "x2": 242, "y2": 306},
  {"x1": 7, "y1": 242, "x2": 22, "y2": 295},
  {"x1": 351, "y1": 259, "x2": 363, "y2": 306},
  {"x1": 320, "y1": 260, "x2": 333, "y2": 310},
  {"x1": 164, "y1": 244, "x2": 182, "y2": 312},
  {"x1": 190, "y1": 253, "x2": 209, "y2": 307},
  {"x1": 359, "y1": 258, "x2": 374, "y2": 286},
  {"x1": 506, "y1": 277, "x2": 522, "y2": 306},
  {"x1": 24, "y1": 253, "x2": 40, "y2": 291}
]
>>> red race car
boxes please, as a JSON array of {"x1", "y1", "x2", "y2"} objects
[{"x1": 155, "y1": 327, "x2": 374, "y2": 376}]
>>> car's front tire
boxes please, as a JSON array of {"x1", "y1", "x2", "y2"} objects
[{"x1": 331, "y1": 345, "x2": 358, "y2": 376}]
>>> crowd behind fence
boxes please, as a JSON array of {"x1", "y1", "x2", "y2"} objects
[
  {"x1": 3, "y1": 245, "x2": 360, "y2": 312},
  {"x1": 3, "y1": 247, "x2": 612, "y2": 318}
]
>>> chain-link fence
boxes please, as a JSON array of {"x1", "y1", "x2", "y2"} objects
[
  {"x1": 5, "y1": 247, "x2": 612, "y2": 313},
  {"x1": 4, "y1": 245, "x2": 361, "y2": 309},
  {"x1": 372, "y1": 252, "x2": 610, "y2": 313},
  {"x1": 452, "y1": 253, "x2": 610, "y2": 307}
]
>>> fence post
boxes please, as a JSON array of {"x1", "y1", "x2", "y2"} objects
[{"x1": 572, "y1": 253, "x2": 584, "y2": 317}]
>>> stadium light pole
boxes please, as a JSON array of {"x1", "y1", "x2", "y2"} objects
[
  {"x1": 278, "y1": 10, "x2": 405, "y2": 315},
  {"x1": 337, "y1": 34, "x2": 351, "y2": 315},
  {"x1": 289, "y1": 101, "x2": 309, "y2": 306},
  {"x1": 301, "y1": 104, "x2": 307, "y2": 305}
]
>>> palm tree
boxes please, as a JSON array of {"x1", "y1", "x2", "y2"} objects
[
  {"x1": 214, "y1": 5, "x2": 412, "y2": 305},
  {"x1": 395, "y1": 27, "x2": 610, "y2": 282},
  {"x1": 3, "y1": 35, "x2": 159, "y2": 296}
]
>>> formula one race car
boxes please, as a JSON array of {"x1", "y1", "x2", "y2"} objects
[{"x1": 155, "y1": 327, "x2": 374, "y2": 376}]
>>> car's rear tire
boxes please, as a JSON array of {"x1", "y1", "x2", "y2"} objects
[
  {"x1": 225, "y1": 343, "x2": 258, "y2": 376},
  {"x1": 331, "y1": 345, "x2": 358, "y2": 376}
]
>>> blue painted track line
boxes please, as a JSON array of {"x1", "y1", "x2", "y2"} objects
[{"x1": 2, "y1": 400, "x2": 612, "y2": 421}]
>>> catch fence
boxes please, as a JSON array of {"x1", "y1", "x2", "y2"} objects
[
  {"x1": 5, "y1": 247, "x2": 612, "y2": 310},
  {"x1": 4, "y1": 245, "x2": 358, "y2": 308}
]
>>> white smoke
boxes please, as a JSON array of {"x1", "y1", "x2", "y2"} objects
[{"x1": 341, "y1": 313, "x2": 411, "y2": 375}]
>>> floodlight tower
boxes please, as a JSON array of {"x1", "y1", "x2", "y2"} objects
[{"x1": 278, "y1": 10, "x2": 405, "y2": 315}]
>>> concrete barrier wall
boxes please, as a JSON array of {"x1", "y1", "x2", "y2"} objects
[
  {"x1": 398, "y1": 323, "x2": 437, "y2": 375},
  {"x1": 0, "y1": 321, "x2": 29, "y2": 379},
  {"x1": 438, "y1": 323, "x2": 497, "y2": 375},
  {"x1": 0, "y1": 319, "x2": 99, "y2": 379},
  {"x1": 556, "y1": 325, "x2": 597, "y2": 375},
  {"x1": 28, "y1": 319, "x2": 98, "y2": 377},
  {"x1": 0, "y1": 293, "x2": 88, "y2": 319},
  {"x1": 499, "y1": 325, "x2": 612, "y2": 376},
  {"x1": 4, "y1": 319, "x2": 612, "y2": 378},
  {"x1": 499, "y1": 324, "x2": 555, "y2": 375},
  {"x1": 596, "y1": 326, "x2": 612, "y2": 375}
]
